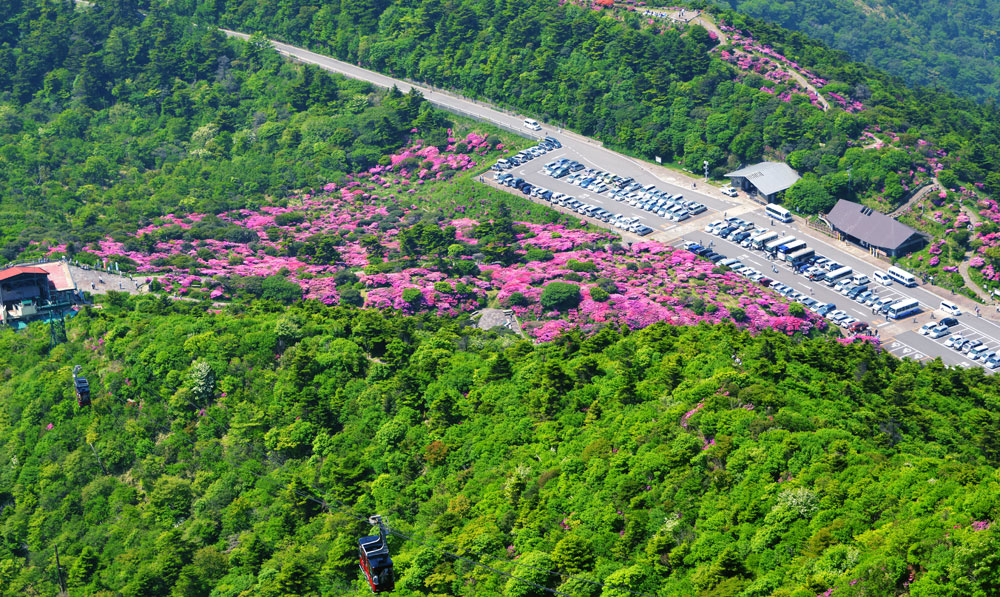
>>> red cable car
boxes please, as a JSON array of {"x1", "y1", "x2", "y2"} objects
[{"x1": 359, "y1": 515, "x2": 395, "y2": 593}]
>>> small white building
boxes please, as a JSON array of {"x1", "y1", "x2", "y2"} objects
[{"x1": 725, "y1": 162, "x2": 800, "y2": 202}]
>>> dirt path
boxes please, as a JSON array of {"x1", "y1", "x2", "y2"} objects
[
  {"x1": 886, "y1": 181, "x2": 939, "y2": 217},
  {"x1": 958, "y1": 260, "x2": 994, "y2": 305},
  {"x1": 782, "y1": 66, "x2": 830, "y2": 110},
  {"x1": 639, "y1": 9, "x2": 829, "y2": 111}
]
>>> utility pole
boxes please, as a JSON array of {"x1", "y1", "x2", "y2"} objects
[
  {"x1": 88, "y1": 442, "x2": 108, "y2": 475},
  {"x1": 54, "y1": 545, "x2": 67, "y2": 595}
]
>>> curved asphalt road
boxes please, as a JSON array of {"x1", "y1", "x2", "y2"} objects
[{"x1": 223, "y1": 30, "x2": 1000, "y2": 369}]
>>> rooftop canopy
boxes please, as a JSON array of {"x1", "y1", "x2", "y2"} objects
[
  {"x1": 725, "y1": 162, "x2": 801, "y2": 196},
  {"x1": 825, "y1": 199, "x2": 923, "y2": 251}
]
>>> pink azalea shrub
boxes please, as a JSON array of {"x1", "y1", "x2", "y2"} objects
[{"x1": 82, "y1": 140, "x2": 825, "y2": 341}]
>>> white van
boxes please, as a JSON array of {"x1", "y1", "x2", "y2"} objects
[
  {"x1": 523, "y1": 118, "x2": 542, "y2": 131},
  {"x1": 940, "y1": 300, "x2": 962, "y2": 317},
  {"x1": 873, "y1": 271, "x2": 892, "y2": 286}
]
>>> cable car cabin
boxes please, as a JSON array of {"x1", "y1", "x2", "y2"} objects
[
  {"x1": 359, "y1": 518, "x2": 394, "y2": 593},
  {"x1": 74, "y1": 376, "x2": 91, "y2": 407}
]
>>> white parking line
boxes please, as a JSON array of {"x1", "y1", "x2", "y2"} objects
[{"x1": 886, "y1": 340, "x2": 926, "y2": 360}]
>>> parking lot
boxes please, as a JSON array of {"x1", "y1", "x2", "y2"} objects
[
  {"x1": 491, "y1": 137, "x2": 741, "y2": 237},
  {"x1": 488, "y1": 136, "x2": 1000, "y2": 370}
]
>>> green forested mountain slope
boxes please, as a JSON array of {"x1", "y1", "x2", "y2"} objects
[
  {"x1": 716, "y1": 0, "x2": 1000, "y2": 102},
  {"x1": 171, "y1": 0, "x2": 1000, "y2": 212},
  {"x1": 0, "y1": 0, "x2": 440, "y2": 260},
  {"x1": 1, "y1": 299, "x2": 998, "y2": 595}
]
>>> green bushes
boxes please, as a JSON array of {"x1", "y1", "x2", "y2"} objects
[{"x1": 540, "y1": 282, "x2": 582, "y2": 311}]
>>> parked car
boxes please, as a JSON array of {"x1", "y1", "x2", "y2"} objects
[
  {"x1": 849, "y1": 321, "x2": 870, "y2": 333},
  {"x1": 928, "y1": 325, "x2": 950, "y2": 339},
  {"x1": 939, "y1": 317, "x2": 959, "y2": 328},
  {"x1": 962, "y1": 339, "x2": 982, "y2": 354},
  {"x1": 721, "y1": 186, "x2": 738, "y2": 197},
  {"x1": 940, "y1": 300, "x2": 962, "y2": 317},
  {"x1": 827, "y1": 310, "x2": 849, "y2": 323},
  {"x1": 815, "y1": 303, "x2": 836, "y2": 316},
  {"x1": 944, "y1": 335, "x2": 964, "y2": 348},
  {"x1": 969, "y1": 344, "x2": 991, "y2": 361},
  {"x1": 919, "y1": 322, "x2": 937, "y2": 335}
]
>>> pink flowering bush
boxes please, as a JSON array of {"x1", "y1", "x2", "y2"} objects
[{"x1": 79, "y1": 138, "x2": 826, "y2": 342}]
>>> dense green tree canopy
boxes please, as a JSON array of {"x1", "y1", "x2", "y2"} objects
[
  {"x1": 0, "y1": 0, "x2": 436, "y2": 260},
  {"x1": 0, "y1": 298, "x2": 999, "y2": 595}
]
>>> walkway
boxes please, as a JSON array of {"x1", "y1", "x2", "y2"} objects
[
  {"x1": 70, "y1": 265, "x2": 147, "y2": 295},
  {"x1": 957, "y1": 260, "x2": 994, "y2": 305},
  {"x1": 886, "y1": 180, "x2": 939, "y2": 218},
  {"x1": 474, "y1": 308, "x2": 525, "y2": 337}
]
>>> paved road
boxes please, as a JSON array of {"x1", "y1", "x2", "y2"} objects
[{"x1": 226, "y1": 30, "x2": 1000, "y2": 368}]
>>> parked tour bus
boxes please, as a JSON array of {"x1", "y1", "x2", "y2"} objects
[
  {"x1": 751, "y1": 231, "x2": 779, "y2": 250},
  {"x1": 788, "y1": 248, "x2": 815, "y2": 267},
  {"x1": 765, "y1": 236, "x2": 797, "y2": 255},
  {"x1": 825, "y1": 266, "x2": 853, "y2": 286},
  {"x1": 764, "y1": 203, "x2": 794, "y2": 223},
  {"x1": 777, "y1": 240, "x2": 807, "y2": 259},
  {"x1": 887, "y1": 266, "x2": 918, "y2": 287},
  {"x1": 887, "y1": 298, "x2": 921, "y2": 320}
]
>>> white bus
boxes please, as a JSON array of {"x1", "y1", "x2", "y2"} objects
[
  {"x1": 765, "y1": 203, "x2": 793, "y2": 223},
  {"x1": 751, "y1": 231, "x2": 778, "y2": 250},
  {"x1": 765, "y1": 236, "x2": 797, "y2": 255},
  {"x1": 887, "y1": 298, "x2": 921, "y2": 320},
  {"x1": 825, "y1": 266, "x2": 853, "y2": 286},
  {"x1": 778, "y1": 240, "x2": 807, "y2": 259},
  {"x1": 887, "y1": 266, "x2": 918, "y2": 287},
  {"x1": 788, "y1": 248, "x2": 815, "y2": 266}
]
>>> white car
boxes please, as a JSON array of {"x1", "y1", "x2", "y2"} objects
[
  {"x1": 928, "y1": 325, "x2": 950, "y2": 339},
  {"x1": 944, "y1": 335, "x2": 964, "y2": 348},
  {"x1": 721, "y1": 186, "x2": 738, "y2": 197},
  {"x1": 919, "y1": 322, "x2": 937, "y2": 335},
  {"x1": 704, "y1": 220, "x2": 723, "y2": 233},
  {"x1": 940, "y1": 301, "x2": 962, "y2": 317},
  {"x1": 969, "y1": 345, "x2": 991, "y2": 361}
]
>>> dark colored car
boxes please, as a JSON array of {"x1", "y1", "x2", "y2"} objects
[
  {"x1": 940, "y1": 317, "x2": 959, "y2": 328},
  {"x1": 849, "y1": 321, "x2": 870, "y2": 333}
]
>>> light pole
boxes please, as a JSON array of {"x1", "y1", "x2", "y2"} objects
[{"x1": 703, "y1": 160, "x2": 709, "y2": 180}]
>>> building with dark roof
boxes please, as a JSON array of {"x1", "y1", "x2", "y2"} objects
[
  {"x1": 725, "y1": 162, "x2": 801, "y2": 202},
  {"x1": 824, "y1": 199, "x2": 926, "y2": 257}
]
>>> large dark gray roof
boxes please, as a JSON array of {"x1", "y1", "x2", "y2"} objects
[
  {"x1": 826, "y1": 199, "x2": 921, "y2": 250},
  {"x1": 724, "y1": 162, "x2": 800, "y2": 196}
]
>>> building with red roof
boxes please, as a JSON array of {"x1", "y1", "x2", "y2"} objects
[{"x1": 0, "y1": 261, "x2": 81, "y2": 327}]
